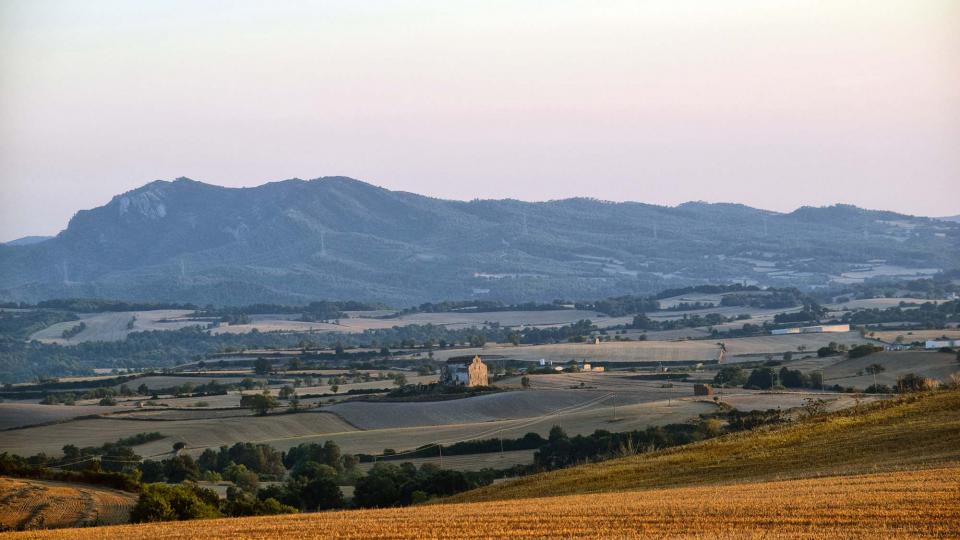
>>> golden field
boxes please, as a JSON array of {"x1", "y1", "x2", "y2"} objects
[
  {"x1": 3, "y1": 391, "x2": 958, "y2": 539},
  {"x1": 3, "y1": 467, "x2": 958, "y2": 539},
  {"x1": 0, "y1": 478, "x2": 136, "y2": 531}
]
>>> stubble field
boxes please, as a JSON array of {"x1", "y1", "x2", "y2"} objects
[
  {"x1": 3, "y1": 467, "x2": 956, "y2": 539},
  {"x1": 0, "y1": 478, "x2": 136, "y2": 531}
]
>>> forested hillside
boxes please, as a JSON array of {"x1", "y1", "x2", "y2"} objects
[{"x1": 1, "y1": 177, "x2": 956, "y2": 305}]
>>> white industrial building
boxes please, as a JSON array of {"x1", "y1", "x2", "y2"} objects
[
  {"x1": 925, "y1": 339, "x2": 960, "y2": 349},
  {"x1": 771, "y1": 324, "x2": 850, "y2": 335}
]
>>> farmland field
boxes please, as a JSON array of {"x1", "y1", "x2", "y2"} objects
[
  {"x1": 0, "y1": 477, "x2": 136, "y2": 531},
  {"x1": 211, "y1": 309, "x2": 608, "y2": 335},
  {"x1": 867, "y1": 329, "x2": 960, "y2": 344},
  {"x1": 0, "y1": 412, "x2": 356, "y2": 458},
  {"x1": 0, "y1": 403, "x2": 129, "y2": 430},
  {"x1": 430, "y1": 340, "x2": 722, "y2": 363},
  {"x1": 426, "y1": 332, "x2": 870, "y2": 364},
  {"x1": 28, "y1": 310, "x2": 198, "y2": 344},
  {"x1": 719, "y1": 331, "x2": 869, "y2": 356},
  {"x1": 827, "y1": 297, "x2": 948, "y2": 310},
  {"x1": 5, "y1": 466, "x2": 956, "y2": 539},
  {"x1": 823, "y1": 351, "x2": 959, "y2": 388}
]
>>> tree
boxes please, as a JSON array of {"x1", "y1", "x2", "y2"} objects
[
  {"x1": 354, "y1": 463, "x2": 403, "y2": 508},
  {"x1": 224, "y1": 463, "x2": 258, "y2": 492},
  {"x1": 253, "y1": 357, "x2": 272, "y2": 375},
  {"x1": 865, "y1": 363, "x2": 886, "y2": 375},
  {"x1": 521, "y1": 376, "x2": 531, "y2": 389},
  {"x1": 713, "y1": 366, "x2": 747, "y2": 387},
  {"x1": 279, "y1": 385, "x2": 296, "y2": 399},
  {"x1": 298, "y1": 476, "x2": 344, "y2": 510},
  {"x1": 330, "y1": 385, "x2": 339, "y2": 394},
  {"x1": 777, "y1": 367, "x2": 807, "y2": 388},
  {"x1": 782, "y1": 351, "x2": 793, "y2": 362},
  {"x1": 163, "y1": 454, "x2": 200, "y2": 483},
  {"x1": 241, "y1": 392, "x2": 278, "y2": 416},
  {"x1": 173, "y1": 441, "x2": 187, "y2": 453},
  {"x1": 393, "y1": 373, "x2": 407, "y2": 387},
  {"x1": 896, "y1": 373, "x2": 936, "y2": 393},
  {"x1": 744, "y1": 367, "x2": 777, "y2": 390},
  {"x1": 130, "y1": 483, "x2": 221, "y2": 523}
]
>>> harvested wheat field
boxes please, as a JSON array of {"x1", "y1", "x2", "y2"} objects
[
  {"x1": 4, "y1": 467, "x2": 958, "y2": 539},
  {"x1": 0, "y1": 477, "x2": 136, "y2": 531}
]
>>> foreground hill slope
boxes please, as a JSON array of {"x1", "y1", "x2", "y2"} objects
[
  {"x1": 7, "y1": 467, "x2": 958, "y2": 539},
  {"x1": 1, "y1": 177, "x2": 957, "y2": 304},
  {"x1": 5, "y1": 391, "x2": 959, "y2": 539},
  {"x1": 0, "y1": 477, "x2": 136, "y2": 531},
  {"x1": 454, "y1": 389, "x2": 960, "y2": 502}
]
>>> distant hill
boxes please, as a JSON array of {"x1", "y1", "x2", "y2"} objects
[
  {"x1": 3, "y1": 235, "x2": 53, "y2": 246},
  {"x1": 1, "y1": 177, "x2": 958, "y2": 305},
  {"x1": 938, "y1": 215, "x2": 960, "y2": 223}
]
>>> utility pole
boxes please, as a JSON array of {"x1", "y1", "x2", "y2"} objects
[{"x1": 438, "y1": 445, "x2": 443, "y2": 468}]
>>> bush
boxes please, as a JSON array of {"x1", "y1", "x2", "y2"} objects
[
  {"x1": 744, "y1": 368, "x2": 777, "y2": 390},
  {"x1": 130, "y1": 483, "x2": 221, "y2": 523},
  {"x1": 896, "y1": 373, "x2": 939, "y2": 393},
  {"x1": 713, "y1": 366, "x2": 747, "y2": 387},
  {"x1": 848, "y1": 344, "x2": 883, "y2": 359}
]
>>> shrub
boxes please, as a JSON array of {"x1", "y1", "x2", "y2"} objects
[
  {"x1": 713, "y1": 366, "x2": 747, "y2": 387},
  {"x1": 744, "y1": 368, "x2": 777, "y2": 390},
  {"x1": 896, "y1": 373, "x2": 938, "y2": 393},
  {"x1": 848, "y1": 344, "x2": 883, "y2": 359},
  {"x1": 130, "y1": 483, "x2": 221, "y2": 523}
]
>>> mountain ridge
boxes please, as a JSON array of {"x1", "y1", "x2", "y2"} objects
[{"x1": 2, "y1": 177, "x2": 957, "y2": 305}]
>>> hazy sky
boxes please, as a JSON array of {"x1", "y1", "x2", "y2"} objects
[{"x1": 1, "y1": 1, "x2": 958, "y2": 241}]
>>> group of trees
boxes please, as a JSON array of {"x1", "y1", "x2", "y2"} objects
[
  {"x1": 713, "y1": 365, "x2": 823, "y2": 391},
  {"x1": 839, "y1": 299, "x2": 959, "y2": 327},
  {"x1": 631, "y1": 312, "x2": 732, "y2": 331},
  {"x1": 352, "y1": 462, "x2": 495, "y2": 508},
  {"x1": 130, "y1": 481, "x2": 297, "y2": 523}
]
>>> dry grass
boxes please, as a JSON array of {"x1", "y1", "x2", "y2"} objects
[
  {"x1": 4, "y1": 467, "x2": 957, "y2": 539},
  {"x1": 0, "y1": 478, "x2": 136, "y2": 532}
]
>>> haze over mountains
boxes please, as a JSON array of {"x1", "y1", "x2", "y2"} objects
[{"x1": 1, "y1": 177, "x2": 957, "y2": 306}]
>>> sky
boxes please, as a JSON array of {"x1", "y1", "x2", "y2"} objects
[{"x1": 1, "y1": 0, "x2": 958, "y2": 241}]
